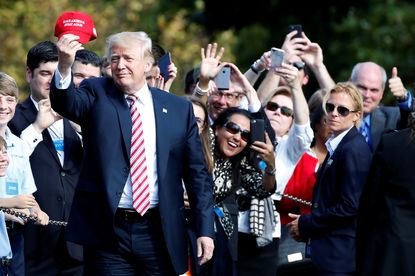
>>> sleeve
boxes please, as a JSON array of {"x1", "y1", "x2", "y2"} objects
[
  {"x1": 54, "y1": 69, "x2": 72, "y2": 89},
  {"x1": 299, "y1": 141, "x2": 372, "y2": 238},
  {"x1": 20, "y1": 124, "x2": 43, "y2": 155}
]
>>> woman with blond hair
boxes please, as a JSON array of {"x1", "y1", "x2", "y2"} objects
[{"x1": 289, "y1": 82, "x2": 372, "y2": 275}]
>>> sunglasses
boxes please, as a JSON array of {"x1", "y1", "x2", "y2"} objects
[
  {"x1": 223, "y1": 121, "x2": 250, "y2": 142},
  {"x1": 291, "y1": 61, "x2": 305, "y2": 70},
  {"x1": 325, "y1": 102, "x2": 357, "y2": 117},
  {"x1": 266, "y1": 102, "x2": 294, "y2": 117}
]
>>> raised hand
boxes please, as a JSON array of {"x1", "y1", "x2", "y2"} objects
[
  {"x1": 388, "y1": 67, "x2": 407, "y2": 100},
  {"x1": 33, "y1": 98, "x2": 62, "y2": 133},
  {"x1": 273, "y1": 63, "x2": 301, "y2": 89},
  {"x1": 298, "y1": 33, "x2": 324, "y2": 69},
  {"x1": 199, "y1": 43, "x2": 225, "y2": 87},
  {"x1": 56, "y1": 34, "x2": 84, "y2": 78},
  {"x1": 281, "y1": 31, "x2": 307, "y2": 62}
]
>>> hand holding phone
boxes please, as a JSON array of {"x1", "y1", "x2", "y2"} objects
[
  {"x1": 157, "y1": 52, "x2": 172, "y2": 81},
  {"x1": 250, "y1": 119, "x2": 265, "y2": 144},
  {"x1": 271, "y1": 48, "x2": 284, "y2": 69},
  {"x1": 288, "y1": 24, "x2": 303, "y2": 39},
  {"x1": 214, "y1": 65, "x2": 231, "y2": 90}
]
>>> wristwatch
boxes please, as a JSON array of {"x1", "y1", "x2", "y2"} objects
[{"x1": 265, "y1": 167, "x2": 276, "y2": 176}]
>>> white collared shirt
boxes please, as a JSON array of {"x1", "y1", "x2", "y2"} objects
[
  {"x1": 325, "y1": 126, "x2": 353, "y2": 157},
  {"x1": 119, "y1": 85, "x2": 158, "y2": 208}
]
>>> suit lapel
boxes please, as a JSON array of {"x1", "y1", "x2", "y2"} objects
[
  {"x1": 370, "y1": 108, "x2": 386, "y2": 150},
  {"x1": 62, "y1": 119, "x2": 82, "y2": 169},
  {"x1": 107, "y1": 83, "x2": 132, "y2": 159},
  {"x1": 151, "y1": 89, "x2": 170, "y2": 180},
  {"x1": 313, "y1": 127, "x2": 359, "y2": 203}
]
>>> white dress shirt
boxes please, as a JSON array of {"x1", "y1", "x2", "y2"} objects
[{"x1": 54, "y1": 69, "x2": 159, "y2": 209}]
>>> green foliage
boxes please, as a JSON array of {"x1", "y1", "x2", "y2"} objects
[
  {"x1": 2, "y1": 0, "x2": 415, "y2": 103},
  {"x1": 330, "y1": 1, "x2": 415, "y2": 103}
]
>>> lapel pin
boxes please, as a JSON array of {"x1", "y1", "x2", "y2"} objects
[
  {"x1": 327, "y1": 159, "x2": 333, "y2": 166},
  {"x1": 162, "y1": 108, "x2": 168, "y2": 113}
]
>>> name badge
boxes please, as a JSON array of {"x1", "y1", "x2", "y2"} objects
[
  {"x1": 6, "y1": 180, "x2": 19, "y2": 195},
  {"x1": 53, "y1": 140, "x2": 64, "y2": 151}
]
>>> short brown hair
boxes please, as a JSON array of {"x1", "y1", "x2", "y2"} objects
[{"x1": 0, "y1": 72, "x2": 19, "y2": 99}]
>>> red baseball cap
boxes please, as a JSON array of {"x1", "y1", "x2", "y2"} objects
[{"x1": 54, "y1": 11, "x2": 97, "y2": 44}]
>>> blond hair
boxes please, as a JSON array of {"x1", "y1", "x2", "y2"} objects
[{"x1": 323, "y1": 82, "x2": 363, "y2": 127}]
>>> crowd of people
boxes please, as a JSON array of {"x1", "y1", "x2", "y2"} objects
[{"x1": 0, "y1": 19, "x2": 414, "y2": 276}]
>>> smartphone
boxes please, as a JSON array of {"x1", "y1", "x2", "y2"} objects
[
  {"x1": 271, "y1": 48, "x2": 284, "y2": 69},
  {"x1": 214, "y1": 65, "x2": 231, "y2": 90},
  {"x1": 288, "y1": 24, "x2": 303, "y2": 39},
  {"x1": 157, "y1": 52, "x2": 172, "y2": 81},
  {"x1": 250, "y1": 119, "x2": 265, "y2": 143}
]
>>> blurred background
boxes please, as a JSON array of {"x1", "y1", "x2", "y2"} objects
[{"x1": 1, "y1": 0, "x2": 415, "y2": 103}]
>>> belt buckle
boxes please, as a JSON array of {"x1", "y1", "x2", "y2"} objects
[{"x1": 124, "y1": 209, "x2": 137, "y2": 221}]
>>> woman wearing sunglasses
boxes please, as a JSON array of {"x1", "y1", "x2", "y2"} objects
[
  {"x1": 288, "y1": 82, "x2": 372, "y2": 276},
  {"x1": 188, "y1": 107, "x2": 275, "y2": 276},
  {"x1": 236, "y1": 62, "x2": 314, "y2": 276}
]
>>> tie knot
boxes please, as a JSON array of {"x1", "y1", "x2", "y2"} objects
[{"x1": 127, "y1": 95, "x2": 137, "y2": 108}]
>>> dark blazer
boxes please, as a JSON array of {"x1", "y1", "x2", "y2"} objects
[
  {"x1": 50, "y1": 77, "x2": 214, "y2": 274},
  {"x1": 369, "y1": 104, "x2": 414, "y2": 151},
  {"x1": 356, "y1": 128, "x2": 415, "y2": 276},
  {"x1": 8, "y1": 98, "x2": 84, "y2": 272},
  {"x1": 298, "y1": 127, "x2": 372, "y2": 273}
]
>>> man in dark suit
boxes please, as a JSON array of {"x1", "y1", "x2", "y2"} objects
[
  {"x1": 356, "y1": 114, "x2": 415, "y2": 276},
  {"x1": 288, "y1": 82, "x2": 372, "y2": 275},
  {"x1": 350, "y1": 61, "x2": 414, "y2": 151},
  {"x1": 51, "y1": 31, "x2": 214, "y2": 275},
  {"x1": 8, "y1": 41, "x2": 84, "y2": 275}
]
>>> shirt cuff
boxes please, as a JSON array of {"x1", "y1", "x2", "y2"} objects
[
  {"x1": 20, "y1": 124, "x2": 43, "y2": 154},
  {"x1": 54, "y1": 69, "x2": 72, "y2": 90},
  {"x1": 248, "y1": 101, "x2": 261, "y2": 113}
]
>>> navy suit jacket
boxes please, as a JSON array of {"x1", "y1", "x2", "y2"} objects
[
  {"x1": 50, "y1": 77, "x2": 214, "y2": 274},
  {"x1": 356, "y1": 128, "x2": 415, "y2": 276},
  {"x1": 8, "y1": 98, "x2": 84, "y2": 267},
  {"x1": 299, "y1": 127, "x2": 372, "y2": 273}
]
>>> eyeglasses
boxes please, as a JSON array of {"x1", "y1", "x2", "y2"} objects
[
  {"x1": 223, "y1": 121, "x2": 250, "y2": 142},
  {"x1": 291, "y1": 61, "x2": 305, "y2": 70},
  {"x1": 265, "y1": 102, "x2": 294, "y2": 117},
  {"x1": 211, "y1": 91, "x2": 241, "y2": 102},
  {"x1": 325, "y1": 102, "x2": 357, "y2": 117}
]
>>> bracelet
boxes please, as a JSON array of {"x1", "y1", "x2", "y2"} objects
[
  {"x1": 194, "y1": 82, "x2": 210, "y2": 96},
  {"x1": 250, "y1": 59, "x2": 265, "y2": 75},
  {"x1": 250, "y1": 64, "x2": 259, "y2": 74},
  {"x1": 264, "y1": 167, "x2": 276, "y2": 176}
]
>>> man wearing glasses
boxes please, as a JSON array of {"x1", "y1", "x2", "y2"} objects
[{"x1": 193, "y1": 43, "x2": 263, "y2": 126}]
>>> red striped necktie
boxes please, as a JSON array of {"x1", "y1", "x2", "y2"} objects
[{"x1": 127, "y1": 95, "x2": 150, "y2": 215}]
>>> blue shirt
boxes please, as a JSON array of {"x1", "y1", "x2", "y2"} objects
[{"x1": 0, "y1": 211, "x2": 12, "y2": 259}]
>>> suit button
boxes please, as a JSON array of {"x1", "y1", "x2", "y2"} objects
[
  {"x1": 57, "y1": 196, "x2": 62, "y2": 201},
  {"x1": 313, "y1": 203, "x2": 319, "y2": 208},
  {"x1": 60, "y1": 172, "x2": 66, "y2": 177}
]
